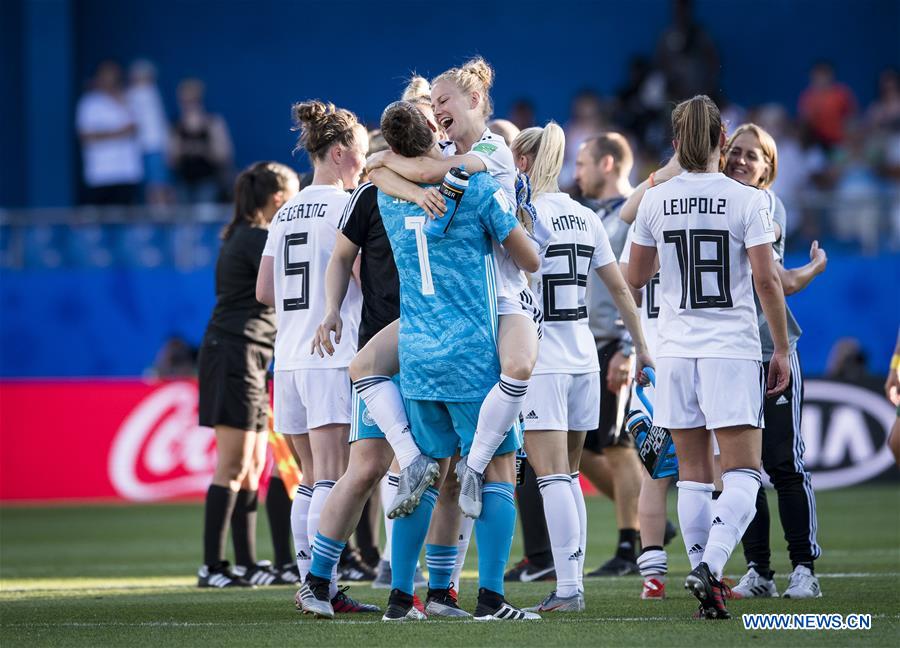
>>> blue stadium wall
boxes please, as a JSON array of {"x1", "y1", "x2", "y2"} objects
[
  {"x1": 1, "y1": 252, "x2": 898, "y2": 378},
  {"x1": 2, "y1": 0, "x2": 899, "y2": 208}
]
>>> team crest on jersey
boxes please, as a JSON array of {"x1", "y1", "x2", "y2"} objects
[
  {"x1": 362, "y1": 408, "x2": 377, "y2": 427},
  {"x1": 473, "y1": 142, "x2": 498, "y2": 156}
]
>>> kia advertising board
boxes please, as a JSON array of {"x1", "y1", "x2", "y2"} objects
[{"x1": 0, "y1": 378, "x2": 896, "y2": 502}]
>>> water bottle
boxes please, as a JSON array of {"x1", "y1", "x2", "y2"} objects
[{"x1": 424, "y1": 166, "x2": 469, "y2": 238}]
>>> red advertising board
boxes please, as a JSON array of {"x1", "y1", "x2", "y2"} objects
[{"x1": 0, "y1": 380, "x2": 216, "y2": 502}]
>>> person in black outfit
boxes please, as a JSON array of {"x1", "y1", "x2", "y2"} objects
[{"x1": 196, "y1": 161, "x2": 300, "y2": 588}]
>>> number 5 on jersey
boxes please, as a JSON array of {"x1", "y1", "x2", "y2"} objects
[
  {"x1": 405, "y1": 216, "x2": 435, "y2": 296},
  {"x1": 283, "y1": 232, "x2": 309, "y2": 310}
]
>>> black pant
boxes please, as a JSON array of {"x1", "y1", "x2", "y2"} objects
[
  {"x1": 742, "y1": 351, "x2": 821, "y2": 570},
  {"x1": 516, "y1": 459, "x2": 552, "y2": 566}
]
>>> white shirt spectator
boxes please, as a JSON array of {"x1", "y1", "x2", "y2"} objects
[
  {"x1": 127, "y1": 83, "x2": 168, "y2": 154},
  {"x1": 76, "y1": 91, "x2": 143, "y2": 187}
]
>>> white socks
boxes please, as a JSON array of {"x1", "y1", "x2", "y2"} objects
[
  {"x1": 467, "y1": 375, "x2": 529, "y2": 474},
  {"x1": 451, "y1": 515, "x2": 475, "y2": 591},
  {"x1": 637, "y1": 548, "x2": 668, "y2": 577},
  {"x1": 307, "y1": 480, "x2": 335, "y2": 562},
  {"x1": 380, "y1": 472, "x2": 398, "y2": 564},
  {"x1": 570, "y1": 472, "x2": 587, "y2": 591},
  {"x1": 703, "y1": 469, "x2": 761, "y2": 578},
  {"x1": 354, "y1": 376, "x2": 421, "y2": 470},
  {"x1": 292, "y1": 484, "x2": 313, "y2": 579},
  {"x1": 537, "y1": 474, "x2": 581, "y2": 598},
  {"x1": 676, "y1": 480, "x2": 714, "y2": 570}
]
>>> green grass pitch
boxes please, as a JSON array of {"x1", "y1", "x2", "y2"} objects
[{"x1": 1, "y1": 484, "x2": 898, "y2": 646}]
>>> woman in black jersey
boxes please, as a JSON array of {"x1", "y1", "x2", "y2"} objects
[{"x1": 197, "y1": 161, "x2": 300, "y2": 587}]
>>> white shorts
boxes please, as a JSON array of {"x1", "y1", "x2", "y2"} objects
[
  {"x1": 274, "y1": 368, "x2": 351, "y2": 434},
  {"x1": 522, "y1": 372, "x2": 600, "y2": 432},
  {"x1": 654, "y1": 357, "x2": 765, "y2": 431},
  {"x1": 498, "y1": 289, "x2": 543, "y2": 339}
]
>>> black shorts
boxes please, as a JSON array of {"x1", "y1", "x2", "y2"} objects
[
  {"x1": 197, "y1": 331, "x2": 272, "y2": 433},
  {"x1": 584, "y1": 339, "x2": 633, "y2": 453}
]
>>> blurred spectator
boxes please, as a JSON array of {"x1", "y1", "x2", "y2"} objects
[
  {"x1": 866, "y1": 67, "x2": 900, "y2": 131},
  {"x1": 507, "y1": 98, "x2": 536, "y2": 130},
  {"x1": 798, "y1": 61, "x2": 857, "y2": 149},
  {"x1": 127, "y1": 60, "x2": 172, "y2": 205},
  {"x1": 487, "y1": 119, "x2": 520, "y2": 146},
  {"x1": 826, "y1": 338, "x2": 869, "y2": 383},
  {"x1": 614, "y1": 55, "x2": 667, "y2": 153},
  {"x1": 655, "y1": 0, "x2": 720, "y2": 101},
  {"x1": 76, "y1": 61, "x2": 143, "y2": 205},
  {"x1": 832, "y1": 124, "x2": 882, "y2": 252},
  {"x1": 148, "y1": 335, "x2": 197, "y2": 378},
  {"x1": 169, "y1": 79, "x2": 234, "y2": 204},
  {"x1": 561, "y1": 90, "x2": 606, "y2": 191}
]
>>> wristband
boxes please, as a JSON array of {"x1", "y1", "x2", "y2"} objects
[{"x1": 891, "y1": 354, "x2": 900, "y2": 370}]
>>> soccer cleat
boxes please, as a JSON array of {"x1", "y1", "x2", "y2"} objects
[
  {"x1": 782, "y1": 565, "x2": 822, "y2": 599},
  {"x1": 338, "y1": 551, "x2": 377, "y2": 582},
  {"x1": 232, "y1": 560, "x2": 297, "y2": 586},
  {"x1": 641, "y1": 576, "x2": 666, "y2": 600},
  {"x1": 731, "y1": 568, "x2": 779, "y2": 599},
  {"x1": 524, "y1": 589, "x2": 585, "y2": 612},
  {"x1": 425, "y1": 587, "x2": 471, "y2": 618},
  {"x1": 474, "y1": 588, "x2": 541, "y2": 621},
  {"x1": 331, "y1": 586, "x2": 381, "y2": 613},
  {"x1": 455, "y1": 455, "x2": 484, "y2": 519},
  {"x1": 586, "y1": 555, "x2": 640, "y2": 577},
  {"x1": 387, "y1": 455, "x2": 440, "y2": 519},
  {"x1": 382, "y1": 588, "x2": 427, "y2": 621},
  {"x1": 299, "y1": 575, "x2": 334, "y2": 619},
  {"x1": 503, "y1": 557, "x2": 556, "y2": 583},
  {"x1": 373, "y1": 559, "x2": 392, "y2": 589},
  {"x1": 412, "y1": 594, "x2": 426, "y2": 616},
  {"x1": 197, "y1": 562, "x2": 253, "y2": 588},
  {"x1": 684, "y1": 562, "x2": 731, "y2": 620},
  {"x1": 294, "y1": 581, "x2": 313, "y2": 610}
]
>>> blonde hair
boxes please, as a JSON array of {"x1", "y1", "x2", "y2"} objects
[
  {"x1": 724, "y1": 123, "x2": 778, "y2": 189},
  {"x1": 512, "y1": 122, "x2": 565, "y2": 228},
  {"x1": 671, "y1": 95, "x2": 722, "y2": 172},
  {"x1": 432, "y1": 57, "x2": 495, "y2": 118},
  {"x1": 291, "y1": 100, "x2": 360, "y2": 162},
  {"x1": 401, "y1": 75, "x2": 432, "y2": 107}
]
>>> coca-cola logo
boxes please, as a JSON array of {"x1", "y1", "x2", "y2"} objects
[{"x1": 108, "y1": 382, "x2": 216, "y2": 501}]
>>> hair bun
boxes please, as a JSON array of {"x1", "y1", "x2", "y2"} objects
[
  {"x1": 462, "y1": 57, "x2": 494, "y2": 91},
  {"x1": 292, "y1": 100, "x2": 332, "y2": 126},
  {"x1": 402, "y1": 75, "x2": 431, "y2": 103}
]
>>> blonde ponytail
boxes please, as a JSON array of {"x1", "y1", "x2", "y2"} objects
[{"x1": 512, "y1": 122, "x2": 565, "y2": 197}]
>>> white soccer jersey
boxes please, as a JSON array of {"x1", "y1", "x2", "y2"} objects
[
  {"x1": 632, "y1": 172, "x2": 775, "y2": 361},
  {"x1": 530, "y1": 193, "x2": 616, "y2": 374},
  {"x1": 442, "y1": 128, "x2": 527, "y2": 300},
  {"x1": 620, "y1": 224, "x2": 658, "y2": 358},
  {"x1": 263, "y1": 185, "x2": 362, "y2": 370}
]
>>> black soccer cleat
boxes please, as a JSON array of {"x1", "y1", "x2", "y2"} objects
[
  {"x1": 382, "y1": 588, "x2": 426, "y2": 621},
  {"x1": 473, "y1": 588, "x2": 541, "y2": 621},
  {"x1": 197, "y1": 561, "x2": 254, "y2": 588},
  {"x1": 503, "y1": 557, "x2": 556, "y2": 582},
  {"x1": 586, "y1": 555, "x2": 639, "y2": 577},
  {"x1": 425, "y1": 586, "x2": 471, "y2": 618},
  {"x1": 685, "y1": 562, "x2": 732, "y2": 620}
]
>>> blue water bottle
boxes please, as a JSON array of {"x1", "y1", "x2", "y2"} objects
[{"x1": 424, "y1": 166, "x2": 469, "y2": 237}]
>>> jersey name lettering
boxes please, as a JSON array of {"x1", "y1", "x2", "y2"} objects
[
  {"x1": 663, "y1": 197, "x2": 727, "y2": 216},
  {"x1": 551, "y1": 213, "x2": 588, "y2": 232},
  {"x1": 277, "y1": 202, "x2": 328, "y2": 222}
]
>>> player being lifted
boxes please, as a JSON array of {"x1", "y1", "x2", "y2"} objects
[
  {"x1": 627, "y1": 95, "x2": 790, "y2": 620},
  {"x1": 358, "y1": 57, "x2": 543, "y2": 522},
  {"x1": 301, "y1": 79, "x2": 472, "y2": 618},
  {"x1": 373, "y1": 100, "x2": 540, "y2": 621},
  {"x1": 256, "y1": 100, "x2": 376, "y2": 613},
  {"x1": 510, "y1": 123, "x2": 652, "y2": 612}
]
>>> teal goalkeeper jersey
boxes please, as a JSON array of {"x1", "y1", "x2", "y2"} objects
[{"x1": 377, "y1": 172, "x2": 519, "y2": 402}]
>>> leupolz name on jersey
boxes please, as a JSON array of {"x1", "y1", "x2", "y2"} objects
[
  {"x1": 663, "y1": 197, "x2": 727, "y2": 215},
  {"x1": 276, "y1": 203, "x2": 328, "y2": 222},
  {"x1": 551, "y1": 213, "x2": 588, "y2": 232}
]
